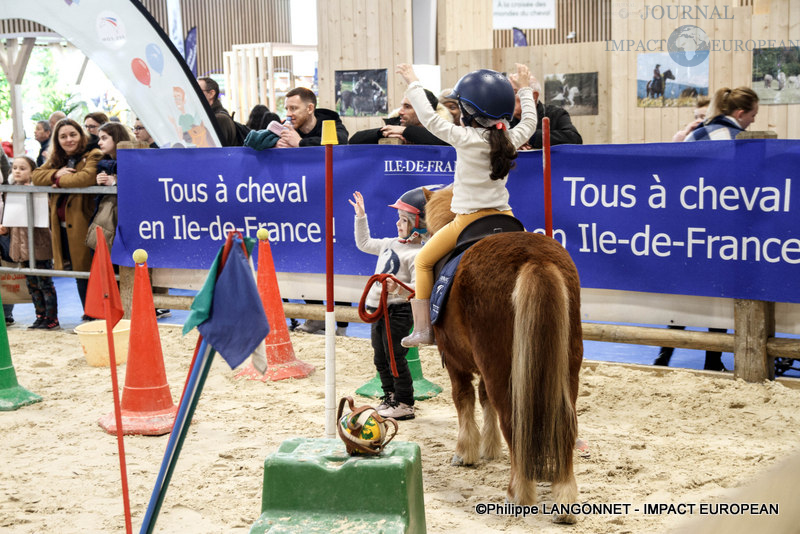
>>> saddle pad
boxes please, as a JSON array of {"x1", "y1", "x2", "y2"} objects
[{"x1": 430, "y1": 251, "x2": 465, "y2": 325}]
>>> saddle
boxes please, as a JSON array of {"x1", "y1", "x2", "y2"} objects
[{"x1": 430, "y1": 214, "x2": 525, "y2": 324}]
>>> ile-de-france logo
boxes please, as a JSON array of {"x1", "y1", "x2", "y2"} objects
[{"x1": 96, "y1": 11, "x2": 127, "y2": 50}]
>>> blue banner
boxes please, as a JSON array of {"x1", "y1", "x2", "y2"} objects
[{"x1": 114, "y1": 141, "x2": 800, "y2": 303}]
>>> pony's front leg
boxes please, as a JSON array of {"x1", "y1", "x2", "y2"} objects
[
  {"x1": 478, "y1": 377, "x2": 502, "y2": 461},
  {"x1": 448, "y1": 369, "x2": 480, "y2": 466}
]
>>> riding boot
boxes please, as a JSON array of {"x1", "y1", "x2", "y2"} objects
[{"x1": 401, "y1": 299, "x2": 434, "y2": 347}]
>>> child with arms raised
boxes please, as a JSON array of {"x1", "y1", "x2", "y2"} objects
[
  {"x1": 395, "y1": 63, "x2": 537, "y2": 346},
  {"x1": 350, "y1": 188, "x2": 427, "y2": 420}
]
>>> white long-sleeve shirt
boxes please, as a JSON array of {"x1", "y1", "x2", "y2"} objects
[
  {"x1": 354, "y1": 214, "x2": 422, "y2": 308},
  {"x1": 405, "y1": 81, "x2": 537, "y2": 214}
]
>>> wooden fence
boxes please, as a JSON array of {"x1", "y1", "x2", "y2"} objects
[{"x1": 119, "y1": 267, "x2": 800, "y2": 384}]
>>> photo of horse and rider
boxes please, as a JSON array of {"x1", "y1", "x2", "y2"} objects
[
  {"x1": 543, "y1": 72, "x2": 599, "y2": 116},
  {"x1": 637, "y1": 52, "x2": 709, "y2": 107},
  {"x1": 335, "y1": 68, "x2": 389, "y2": 117},
  {"x1": 752, "y1": 47, "x2": 800, "y2": 105}
]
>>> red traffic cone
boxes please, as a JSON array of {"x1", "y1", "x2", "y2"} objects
[
  {"x1": 98, "y1": 250, "x2": 178, "y2": 435},
  {"x1": 236, "y1": 230, "x2": 315, "y2": 381}
]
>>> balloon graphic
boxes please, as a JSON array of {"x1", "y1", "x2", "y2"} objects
[
  {"x1": 145, "y1": 43, "x2": 164, "y2": 75},
  {"x1": 131, "y1": 58, "x2": 151, "y2": 87}
]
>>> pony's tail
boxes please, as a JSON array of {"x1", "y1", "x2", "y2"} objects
[{"x1": 511, "y1": 262, "x2": 577, "y2": 482}]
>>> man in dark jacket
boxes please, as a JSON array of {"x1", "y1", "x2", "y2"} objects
[
  {"x1": 277, "y1": 87, "x2": 349, "y2": 147},
  {"x1": 198, "y1": 77, "x2": 238, "y2": 146},
  {"x1": 34, "y1": 120, "x2": 51, "y2": 166},
  {"x1": 349, "y1": 88, "x2": 450, "y2": 146},
  {"x1": 275, "y1": 86, "x2": 350, "y2": 335},
  {"x1": 509, "y1": 75, "x2": 583, "y2": 150}
]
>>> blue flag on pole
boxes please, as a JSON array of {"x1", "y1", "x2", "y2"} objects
[
  {"x1": 189, "y1": 239, "x2": 269, "y2": 369},
  {"x1": 184, "y1": 26, "x2": 198, "y2": 77},
  {"x1": 512, "y1": 27, "x2": 528, "y2": 47}
]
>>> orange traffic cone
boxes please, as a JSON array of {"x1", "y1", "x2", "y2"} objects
[
  {"x1": 98, "y1": 251, "x2": 178, "y2": 435},
  {"x1": 236, "y1": 230, "x2": 315, "y2": 381}
]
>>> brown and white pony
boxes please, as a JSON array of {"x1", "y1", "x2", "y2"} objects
[{"x1": 424, "y1": 187, "x2": 582, "y2": 522}]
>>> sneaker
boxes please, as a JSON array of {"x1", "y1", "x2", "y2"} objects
[
  {"x1": 335, "y1": 326, "x2": 348, "y2": 336},
  {"x1": 378, "y1": 402, "x2": 415, "y2": 421},
  {"x1": 289, "y1": 318, "x2": 300, "y2": 331},
  {"x1": 5, "y1": 316, "x2": 13, "y2": 326},
  {"x1": 42, "y1": 317, "x2": 60, "y2": 330},
  {"x1": 376, "y1": 393, "x2": 395, "y2": 412},
  {"x1": 296, "y1": 320, "x2": 325, "y2": 334},
  {"x1": 155, "y1": 308, "x2": 172, "y2": 319},
  {"x1": 29, "y1": 316, "x2": 45, "y2": 329}
]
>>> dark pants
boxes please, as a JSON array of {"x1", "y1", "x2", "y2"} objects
[
  {"x1": 655, "y1": 325, "x2": 726, "y2": 371},
  {"x1": 60, "y1": 226, "x2": 89, "y2": 310},
  {"x1": 26, "y1": 260, "x2": 57, "y2": 319},
  {"x1": 0, "y1": 233, "x2": 13, "y2": 319},
  {"x1": 369, "y1": 303, "x2": 414, "y2": 405}
]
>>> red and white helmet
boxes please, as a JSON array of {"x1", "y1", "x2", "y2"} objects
[{"x1": 389, "y1": 186, "x2": 428, "y2": 241}]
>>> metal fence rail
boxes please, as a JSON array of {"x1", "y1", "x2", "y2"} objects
[{"x1": 0, "y1": 184, "x2": 116, "y2": 278}]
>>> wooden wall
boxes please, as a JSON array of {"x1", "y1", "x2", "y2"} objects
[
  {"x1": 441, "y1": 42, "x2": 611, "y2": 145},
  {"x1": 319, "y1": 0, "x2": 800, "y2": 145},
  {"x1": 436, "y1": 0, "x2": 493, "y2": 58},
  {"x1": 493, "y1": 0, "x2": 613, "y2": 47},
  {"x1": 608, "y1": 0, "x2": 798, "y2": 143},
  {"x1": 316, "y1": 0, "x2": 414, "y2": 135},
  {"x1": 139, "y1": 0, "x2": 291, "y2": 76},
  {"x1": 432, "y1": 0, "x2": 798, "y2": 144}
]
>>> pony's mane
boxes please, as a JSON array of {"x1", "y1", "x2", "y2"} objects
[{"x1": 424, "y1": 187, "x2": 455, "y2": 235}]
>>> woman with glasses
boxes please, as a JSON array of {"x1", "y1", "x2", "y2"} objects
[
  {"x1": 32, "y1": 118, "x2": 103, "y2": 321},
  {"x1": 83, "y1": 112, "x2": 109, "y2": 152},
  {"x1": 133, "y1": 118, "x2": 158, "y2": 148}
]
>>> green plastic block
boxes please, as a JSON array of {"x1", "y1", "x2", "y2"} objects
[
  {"x1": 355, "y1": 346, "x2": 442, "y2": 401},
  {"x1": 249, "y1": 438, "x2": 426, "y2": 534}
]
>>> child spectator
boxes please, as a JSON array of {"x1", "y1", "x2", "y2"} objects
[
  {"x1": 4, "y1": 156, "x2": 58, "y2": 329},
  {"x1": 91, "y1": 126, "x2": 171, "y2": 319},
  {"x1": 350, "y1": 188, "x2": 427, "y2": 420},
  {"x1": 87, "y1": 122, "x2": 132, "y2": 251}
]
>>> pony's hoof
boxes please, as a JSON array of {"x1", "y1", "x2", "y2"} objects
[
  {"x1": 451, "y1": 454, "x2": 473, "y2": 466},
  {"x1": 480, "y1": 448, "x2": 502, "y2": 461},
  {"x1": 553, "y1": 513, "x2": 578, "y2": 525}
]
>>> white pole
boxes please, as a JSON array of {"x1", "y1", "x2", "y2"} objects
[{"x1": 324, "y1": 311, "x2": 336, "y2": 438}]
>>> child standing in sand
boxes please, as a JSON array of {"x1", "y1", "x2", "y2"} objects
[{"x1": 350, "y1": 188, "x2": 427, "y2": 420}]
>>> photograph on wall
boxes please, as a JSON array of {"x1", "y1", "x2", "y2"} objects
[
  {"x1": 334, "y1": 69, "x2": 388, "y2": 117},
  {"x1": 636, "y1": 52, "x2": 709, "y2": 107},
  {"x1": 752, "y1": 47, "x2": 800, "y2": 105},
  {"x1": 543, "y1": 72, "x2": 598, "y2": 116}
]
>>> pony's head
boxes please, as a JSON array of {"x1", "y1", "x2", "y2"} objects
[{"x1": 423, "y1": 186, "x2": 455, "y2": 235}]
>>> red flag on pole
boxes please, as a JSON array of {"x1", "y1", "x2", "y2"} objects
[
  {"x1": 85, "y1": 230, "x2": 124, "y2": 327},
  {"x1": 85, "y1": 227, "x2": 132, "y2": 533}
]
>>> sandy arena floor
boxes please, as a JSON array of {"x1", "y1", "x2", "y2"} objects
[{"x1": 3, "y1": 325, "x2": 800, "y2": 533}]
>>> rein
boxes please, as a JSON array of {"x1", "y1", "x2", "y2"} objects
[{"x1": 357, "y1": 274, "x2": 415, "y2": 377}]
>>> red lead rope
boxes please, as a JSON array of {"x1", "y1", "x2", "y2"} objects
[{"x1": 357, "y1": 274, "x2": 416, "y2": 378}]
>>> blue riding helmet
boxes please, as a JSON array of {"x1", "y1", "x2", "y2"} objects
[{"x1": 447, "y1": 69, "x2": 516, "y2": 126}]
